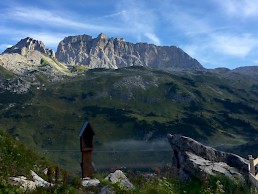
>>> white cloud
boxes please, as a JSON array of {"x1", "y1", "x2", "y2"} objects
[
  {"x1": 0, "y1": 26, "x2": 67, "y2": 49},
  {"x1": 0, "y1": 44, "x2": 12, "y2": 50},
  {"x1": 100, "y1": 10, "x2": 126, "y2": 19},
  {"x1": 210, "y1": 34, "x2": 258, "y2": 57},
  {"x1": 165, "y1": 12, "x2": 211, "y2": 36},
  {"x1": 117, "y1": 0, "x2": 161, "y2": 44},
  {"x1": 4, "y1": 6, "x2": 120, "y2": 33},
  {"x1": 144, "y1": 33, "x2": 161, "y2": 45},
  {"x1": 182, "y1": 33, "x2": 258, "y2": 69},
  {"x1": 28, "y1": 33, "x2": 67, "y2": 48},
  {"x1": 160, "y1": 1, "x2": 258, "y2": 68},
  {"x1": 216, "y1": 0, "x2": 258, "y2": 18}
]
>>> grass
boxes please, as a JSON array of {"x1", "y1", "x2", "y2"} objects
[
  {"x1": 40, "y1": 56, "x2": 70, "y2": 74},
  {"x1": 0, "y1": 65, "x2": 14, "y2": 78},
  {"x1": 94, "y1": 170, "x2": 253, "y2": 194},
  {"x1": 0, "y1": 129, "x2": 254, "y2": 193},
  {"x1": 0, "y1": 130, "x2": 51, "y2": 178},
  {"x1": 0, "y1": 67, "x2": 258, "y2": 174},
  {"x1": 0, "y1": 129, "x2": 53, "y2": 193}
]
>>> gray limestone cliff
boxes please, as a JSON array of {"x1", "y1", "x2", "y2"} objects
[
  {"x1": 56, "y1": 33, "x2": 203, "y2": 70},
  {"x1": 4, "y1": 37, "x2": 55, "y2": 58}
]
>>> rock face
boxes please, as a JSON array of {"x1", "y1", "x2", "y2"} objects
[
  {"x1": 81, "y1": 177, "x2": 100, "y2": 187},
  {"x1": 9, "y1": 170, "x2": 53, "y2": 191},
  {"x1": 0, "y1": 37, "x2": 70, "y2": 80},
  {"x1": 167, "y1": 134, "x2": 248, "y2": 182},
  {"x1": 105, "y1": 170, "x2": 134, "y2": 189},
  {"x1": 4, "y1": 37, "x2": 55, "y2": 58},
  {"x1": 56, "y1": 33, "x2": 203, "y2": 70}
]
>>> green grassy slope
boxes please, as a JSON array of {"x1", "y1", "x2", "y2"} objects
[
  {"x1": 0, "y1": 129, "x2": 52, "y2": 192},
  {"x1": 0, "y1": 127, "x2": 251, "y2": 193},
  {"x1": 0, "y1": 66, "x2": 257, "y2": 173}
]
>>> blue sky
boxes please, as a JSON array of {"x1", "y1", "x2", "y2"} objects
[{"x1": 0, "y1": 0, "x2": 258, "y2": 69}]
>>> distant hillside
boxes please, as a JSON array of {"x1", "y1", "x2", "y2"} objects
[
  {"x1": 232, "y1": 66, "x2": 258, "y2": 77},
  {"x1": 56, "y1": 33, "x2": 203, "y2": 70},
  {"x1": 0, "y1": 66, "x2": 257, "y2": 173}
]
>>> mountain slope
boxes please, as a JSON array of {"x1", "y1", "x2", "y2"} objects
[
  {"x1": 0, "y1": 66, "x2": 257, "y2": 173},
  {"x1": 56, "y1": 33, "x2": 203, "y2": 70}
]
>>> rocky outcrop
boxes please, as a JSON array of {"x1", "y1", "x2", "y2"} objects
[
  {"x1": 105, "y1": 170, "x2": 134, "y2": 189},
  {"x1": 56, "y1": 33, "x2": 203, "y2": 70},
  {"x1": 167, "y1": 134, "x2": 248, "y2": 182},
  {"x1": 4, "y1": 37, "x2": 55, "y2": 58},
  {"x1": 81, "y1": 177, "x2": 100, "y2": 187},
  {"x1": 9, "y1": 170, "x2": 53, "y2": 191}
]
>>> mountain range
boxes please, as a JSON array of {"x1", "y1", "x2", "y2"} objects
[
  {"x1": 1, "y1": 33, "x2": 203, "y2": 73},
  {"x1": 0, "y1": 33, "x2": 257, "y2": 174}
]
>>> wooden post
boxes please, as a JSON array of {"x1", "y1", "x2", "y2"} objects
[
  {"x1": 249, "y1": 155, "x2": 255, "y2": 175},
  {"x1": 79, "y1": 121, "x2": 95, "y2": 179},
  {"x1": 82, "y1": 150, "x2": 93, "y2": 178}
]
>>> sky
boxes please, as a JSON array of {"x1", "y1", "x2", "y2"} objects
[{"x1": 0, "y1": 0, "x2": 258, "y2": 69}]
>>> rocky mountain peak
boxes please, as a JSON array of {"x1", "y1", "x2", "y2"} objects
[
  {"x1": 3, "y1": 37, "x2": 55, "y2": 58},
  {"x1": 56, "y1": 34, "x2": 204, "y2": 70},
  {"x1": 97, "y1": 33, "x2": 108, "y2": 40}
]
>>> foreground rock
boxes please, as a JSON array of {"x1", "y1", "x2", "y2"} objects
[
  {"x1": 81, "y1": 177, "x2": 100, "y2": 187},
  {"x1": 9, "y1": 170, "x2": 53, "y2": 191},
  {"x1": 105, "y1": 170, "x2": 134, "y2": 189},
  {"x1": 9, "y1": 176, "x2": 37, "y2": 191},
  {"x1": 167, "y1": 134, "x2": 248, "y2": 182}
]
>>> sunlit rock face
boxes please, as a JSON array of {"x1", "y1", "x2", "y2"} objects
[
  {"x1": 4, "y1": 37, "x2": 55, "y2": 58},
  {"x1": 56, "y1": 33, "x2": 204, "y2": 70},
  {"x1": 167, "y1": 134, "x2": 248, "y2": 182}
]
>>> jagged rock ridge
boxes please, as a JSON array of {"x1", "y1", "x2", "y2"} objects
[
  {"x1": 56, "y1": 33, "x2": 203, "y2": 69},
  {"x1": 4, "y1": 37, "x2": 55, "y2": 58},
  {"x1": 0, "y1": 37, "x2": 70, "y2": 85}
]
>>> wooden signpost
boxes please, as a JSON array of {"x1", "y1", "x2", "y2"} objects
[{"x1": 79, "y1": 120, "x2": 95, "y2": 178}]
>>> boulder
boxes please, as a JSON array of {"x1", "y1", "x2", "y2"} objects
[
  {"x1": 9, "y1": 176, "x2": 36, "y2": 191},
  {"x1": 9, "y1": 170, "x2": 53, "y2": 191},
  {"x1": 105, "y1": 170, "x2": 134, "y2": 189},
  {"x1": 167, "y1": 134, "x2": 248, "y2": 182},
  {"x1": 31, "y1": 170, "x2": 53, "y2": 187},
  {"x1": 81, "y1": 177, "x2": 100, "y2": 187}
]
